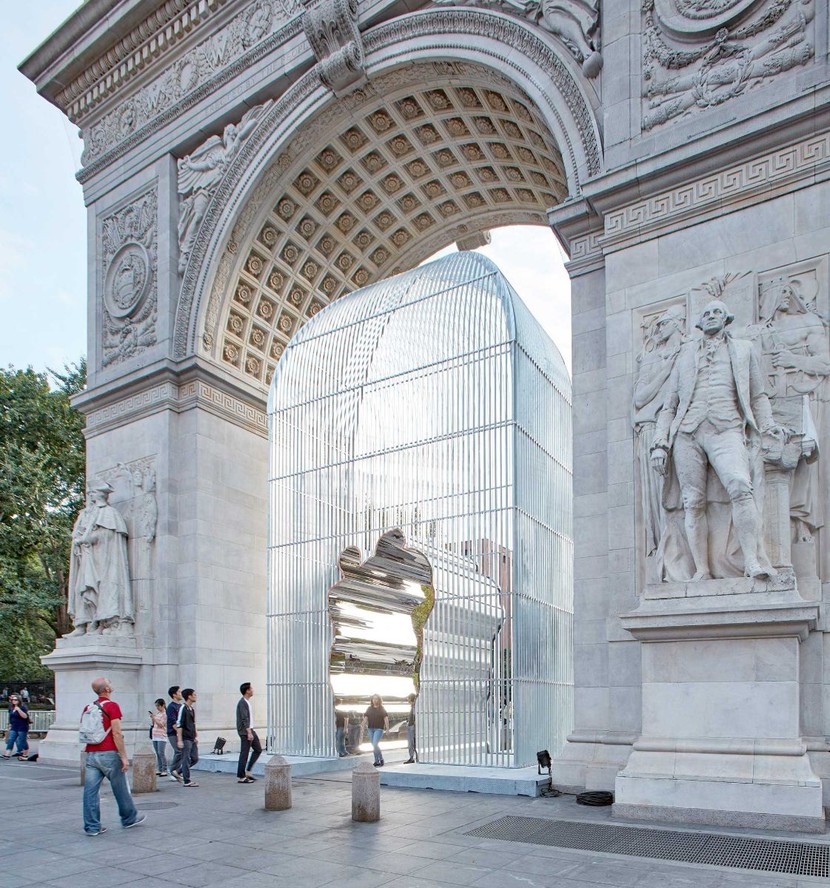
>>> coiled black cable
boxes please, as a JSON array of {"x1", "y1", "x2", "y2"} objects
[{"x1": 576, "y1": 790, "x2": 614, "y2": 806}]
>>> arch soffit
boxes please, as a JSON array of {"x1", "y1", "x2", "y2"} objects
[{"x1": 174, "y1": 8, "x2": 603, "y2": 375}]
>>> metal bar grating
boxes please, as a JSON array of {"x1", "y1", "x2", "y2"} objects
[{"x1": 465, "y1": 816, "x2": 830, "y2": 877}]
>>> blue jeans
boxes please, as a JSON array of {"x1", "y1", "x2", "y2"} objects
[
  {"x1": 152, "y1": 739, "x2": 168, "y2": 772},
  {"x1": 83, "y1": 751, "x2": 139, "y2": 833},
  {"x1": 336, "y1": 726, "x2": 347, "y2": 756},
  {"x1": 407, "y1": 724, "x2": 417, "y2": 762},
  {"x1": 5, "y1": 729, "x2": 29, "y2": 755},
  {"x1": 368, "y1": 728, "x2": 383, "y2": 764},
  {"x1": 167, "y1": 735, "x2": 182, "y2": 773},
  {"x1": 180, "y1": 739, "x2": 198, "y2": 782}
]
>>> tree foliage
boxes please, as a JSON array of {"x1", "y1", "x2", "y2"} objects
[{"x1": 0, "y1": 361, "x2": 86, "y2": 680}]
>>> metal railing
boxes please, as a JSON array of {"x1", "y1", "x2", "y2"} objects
[{"x1": 0, "y1": 710, "x2": 55, "y2": 734}]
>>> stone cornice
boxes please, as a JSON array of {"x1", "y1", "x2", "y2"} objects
[
  {"x1": 76, "y1": 12, "x2": 307, "y2": 184},
  {"x1": 565, "y1": 92, "x2": 830, "y2": 258},
  {"x1": 75, "y1": 357, "x2": 267, "y2": 438},
  {"x1": 600, "y1": 129, "x2": 830, "y2": 253},
  {"x1": 60, "y1": 0, "x2": 234, "y2": 123},
  {"x1": 20, "y1": 0, "x2": 211, "y2": 115}
]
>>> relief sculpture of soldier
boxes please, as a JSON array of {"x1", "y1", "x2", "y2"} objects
[
  {"x1": 632, "y1": 305, "x2": 685, "y2": 580},
  {"x1": 67, "y1": 482, "x2": 134, "y2": 637},
  {"x1": 650, "y1": 300, "x2": 784, "y2": 581},
  {"x1": 755, "y1": 278, "x2": 830, "y2": 543}
]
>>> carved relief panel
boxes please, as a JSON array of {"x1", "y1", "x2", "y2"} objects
[
  {"x1": 642, "y1": 0, "x2": 816, "y2": 131},
  {"x1": 632, "y1": 256, "x2": 829, "y2": 595},
  {"x1": 99, "y1": 186, "x2": 158, "y2": 370}
]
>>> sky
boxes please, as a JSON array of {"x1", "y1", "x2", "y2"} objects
[{"x1": 2, "y1": 3, "x2": 572, "y2": 377}]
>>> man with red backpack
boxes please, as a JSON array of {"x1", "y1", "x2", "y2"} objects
[{"x1": 80, "y1": 676, "x2": 146, "y2": 836}]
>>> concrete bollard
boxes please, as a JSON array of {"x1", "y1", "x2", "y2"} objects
[
  {"x1": 264, "y1": 755, "x2": 292, "y2": 810},
  {"x1": 352, "y1": 761, "x2": 380, "y2": 822},
  {"x1": 131, "y1": 746, "x2": 157, "y2": 793},
  {"x1": 80, "y1": 748, "x2": 86, "y2": 786}
]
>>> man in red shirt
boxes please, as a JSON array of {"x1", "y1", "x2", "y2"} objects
[{"x1": 82, "y1": 676, "x2": 146, "y2": 835}]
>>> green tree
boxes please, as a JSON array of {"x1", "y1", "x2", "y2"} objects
[{"x1": 0, "y1": 361, "x2": 86, "y2": 680}]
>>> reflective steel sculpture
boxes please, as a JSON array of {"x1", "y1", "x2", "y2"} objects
[
  {"x1": 328, "y1": 530, "x2": 435, "y2": 702},
  {"x1": 268, "y1": 252, "x2": 573, "y2": 766}
]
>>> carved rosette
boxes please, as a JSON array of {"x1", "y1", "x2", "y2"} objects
[
  {"x1": 642, "y1": 0, "x2": 815, "y2": 130},
  {"x1": 100, "y1": 188, "x2": 158, "y2": 369},
  {"x1": 302, "y1": 0, "x2": 367, "y2": 96}
]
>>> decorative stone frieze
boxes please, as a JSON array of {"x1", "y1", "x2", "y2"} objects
[
  {"x1": 431, "y1": 0, "x2": 602, "y2": 77},
  {"x1": 79, "y1": 0, "x2": 303, "y2": 177},
  {"x1": 100, "y1": 186, "x2": 159, "y2": 369},
  {"x1": 642, "y1": 0, "x2": 815, "y2": 130},
  {"x1": 303, "y1": 0, "x2": 367, "y2": 96},
  {"x1": 83, "y1": 376, "x2": 267, "y2": 438},
  {"x1": 604, "y1": 130, "x2": 830, "y2": 250},
  {"x1": 58, "y1": 0, "x2": 233, "y2": 124}
]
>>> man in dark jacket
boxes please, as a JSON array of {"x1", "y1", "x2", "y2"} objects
[
  {"x1": 236, "y1": 682, "x2": 261, "y2": 784},
  {"x1": 174, "y1": 688, "x2": 199, "y2": 787}
]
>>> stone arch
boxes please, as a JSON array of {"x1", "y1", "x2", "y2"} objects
[{"x1": 174, "y1": 8, "x2": 602, "y2": 379}]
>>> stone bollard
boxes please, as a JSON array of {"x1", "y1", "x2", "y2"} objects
[
  {"x1": 80, "y1": 748, "x2": 86, "y2": 786},
  {"x1": 264, "y1": 755, "x2": 292, "y2": 810},
  {"x1": 352, "y1": 761, "x2": 380, "y2": 822},
  {"x1": 131, "y1": 746, "x2": 157, "y2": 793}
]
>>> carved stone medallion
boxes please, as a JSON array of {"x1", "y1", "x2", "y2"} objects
[
  {"x1": 104, "y1": 242, "x2": 151, "y2": 319},
  {"x1": 99, "y1": 186, "x2": 158, "y2": 369}
]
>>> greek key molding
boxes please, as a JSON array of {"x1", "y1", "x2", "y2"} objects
[
  {"x1": 84, "y1": 382, "x2": 179, "y2": 430},
  {"x1": 83, "y1": 378, "x2": 266, "y2": 437},
  {"x1": 603, "y1": 131, "x2": 830, "y2": 248},
  {"x1": 178, "y1": 379, "x2": 267, "y2": 429}
]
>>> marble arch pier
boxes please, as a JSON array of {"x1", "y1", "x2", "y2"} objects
[{"x1": 21, "y1": 0, "x2": 830, "y2": 830}]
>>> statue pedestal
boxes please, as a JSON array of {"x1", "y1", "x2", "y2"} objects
[
  {"x1": 615, "y1": 578, "x2": 824, "y2": 832},
  {"x1": 38, "y1": 637, "x2": 144, "y2": 766}
]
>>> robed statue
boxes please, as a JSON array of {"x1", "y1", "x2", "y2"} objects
[{"x1": 67, "y1": 482, "x2": 134, "y2": 637}]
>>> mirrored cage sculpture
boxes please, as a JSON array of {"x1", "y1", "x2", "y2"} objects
[{"x1": 267, "y1": 252, "x2": 573, "y2": 766}]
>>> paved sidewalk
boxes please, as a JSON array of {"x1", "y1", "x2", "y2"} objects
[{"x1": 0, "y1": 760, "x2": 827, "y2": 888}]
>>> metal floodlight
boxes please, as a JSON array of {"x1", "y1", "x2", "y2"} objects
[{"x1": 537, "y1": 749, "x2": 552, "y2": 775}]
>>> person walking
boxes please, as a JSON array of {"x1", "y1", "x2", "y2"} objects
[
  {"x1": 334, "y1": 698, "x2": 348, "y2": 757},
  {"x1": 175, "y1": 688, "x2": 199, "y2": 787},
  {"x1": 3, "y1": 694, "x2": 30, "y2": 760},
  {"x1": 81, "y1": 676, "x2": 146, "y2": 835},
  {"x1": 403, "y1": 693, "x2": 418, "y2": 764},
  {"x1": 149, "y1": 698, "x2": 168, "y2": 775},
  {"x1": 166, "y1": 686, "x2": 183, "y2": 782},
  {"x1": 362, "y1": 694, "x2": 389, "y2": 767},
  {"x1": 235, "y1": 682, "x2": 261, "y2": 784}
]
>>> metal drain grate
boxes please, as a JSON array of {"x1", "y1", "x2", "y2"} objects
[
  {"x1": 134, "y1": 801, "x2": 179, "y2": 810},
  {"x1": 465, "y1": 816, "x2": 830, "y2": 878}
]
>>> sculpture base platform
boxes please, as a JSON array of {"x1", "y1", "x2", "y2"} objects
[
  {"x1": 616, "y1": 581, "x2": 824, "y2": 832},
  {"x1": 38, "y1": 638, "x2": 143, "y2": 766}
]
